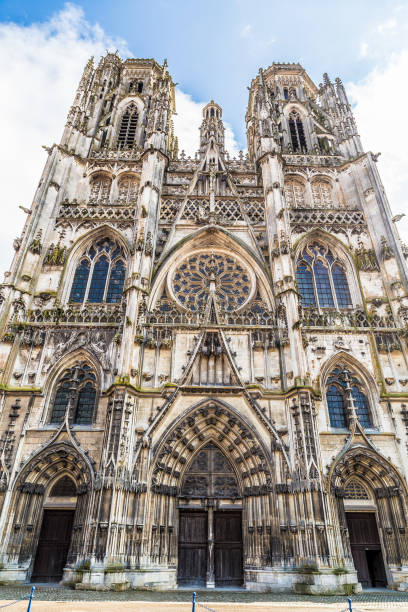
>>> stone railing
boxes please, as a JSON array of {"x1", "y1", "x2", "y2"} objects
[
  {"x1": 58, "y1": 205, "x2": 137, "y2": 221},
  {"x1": 299, "y1": 308, "x2": 395, "y2": 330},
  {"x1": 28, "y1": 303, "x2": 123, "y2": 325},
  {"x1": 283, "y1": 153, "x2": 344, "y2": 167}
]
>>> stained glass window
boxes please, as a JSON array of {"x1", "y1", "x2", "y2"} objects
[
  {"x1": 69, "y1": 238, "x2": 126, "y2": 304},
  {"x1": 88, "y1": 256, "x2": 109, "y2": 303},
  {"x1": 106, "y1": 260, "x2": 126, "y2": 303},
  {"x1": 118, "y1": 103, "x2": 138, "y2": 148},
  {"x1": 50, "y1": 381, "x2": 70, "y2": 424},
  {"x1": 352, "y1": 386, "x2": 371, "y2": 428},
  {"x1": 332, "y1": 264, "x2": 352, "y2": 308},
  {"x1": 172, "y1": 252, "x2": 251, "y2": 312},
  {"x1": 327, "y1": 366, "x2": 372, "y2": 429},
  {"x1": 296, "y1": 242, "x2": 352, "y2": 310},
  {"x1": 314, "y1": 260, "x2": 334, "y2": 307},
  {"x1": 75, "y1": 382, "x2": 96, "y2": 425},
  {"x1": 49, "y1": 363, "x2": 97, "y2": 425},
  {"x1": 327, "y1": 384, "x2": 347, "y2": 428},
  {"x1": 297, "y1": 264, "x2": 316, "y2": 307},
  {"x1": 70, "y1": 260, "x2": 90, "y2": 303}
]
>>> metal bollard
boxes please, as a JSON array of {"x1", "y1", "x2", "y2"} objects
[
  {"x1": 26, "y1": 586, "x2": 35, "y2": 612},
  {"x1": 348, "y1": 597, "x2": 352, "y2": 611},
  {"x1": 192, "y1": 591, "x2": 196, "y2": 612}
]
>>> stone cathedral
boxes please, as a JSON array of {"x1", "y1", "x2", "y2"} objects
[{"x1": 0, "y1": 54, "x2": 407, "y2": 594}]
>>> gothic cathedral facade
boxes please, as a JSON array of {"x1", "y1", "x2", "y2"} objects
[{"x1": 0, "y1": 54, "x2": 407, "y2": 593}]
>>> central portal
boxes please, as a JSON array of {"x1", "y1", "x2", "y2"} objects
[
  {"x1": 178, "y1": 509, "x2": 243, "y2": 587},
  {"x1": 177, "y1": 442, "x2": 243, "y2": 587}
]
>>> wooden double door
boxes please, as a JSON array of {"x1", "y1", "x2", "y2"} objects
[
  {"x1": 178, "y1": 510, "x2": 243, "y2": 587},
  {"x1": 346, "y1": 512, "x2": 387, "y2": 588},
  {"x1": 32, "y1": 509, "x2": 74, "y2": 582}
]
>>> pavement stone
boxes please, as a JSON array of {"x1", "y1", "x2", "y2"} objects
[{"x1": 1, "y1": 586, "x2": 408, "y2": 612}]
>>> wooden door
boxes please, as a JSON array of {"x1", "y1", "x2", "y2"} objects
[
  {"x1": 178, "y1": 511, "x2": 207, "y2": 586},
  {"x1": 346, "y1": 512, "x2": 386, "y2": 588},
  {"x1": 214, "y1": 511, "x2": 243, "y2": 586},
  {"x1": 32, "y1": 509, "x2": 74, "y2": 582}
]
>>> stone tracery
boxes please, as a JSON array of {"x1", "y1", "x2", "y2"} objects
[{"x1": 171, "y1": 252, "x2": 252, "y2": 311}]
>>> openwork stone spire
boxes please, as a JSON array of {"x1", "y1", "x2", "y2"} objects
[{"x1": 200, "y1": 100, "x2": 225, "y2": 154}]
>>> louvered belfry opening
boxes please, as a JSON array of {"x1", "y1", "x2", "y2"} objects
[{"x1": 118, "y1": 103, "x2": 138, "y2": 148}]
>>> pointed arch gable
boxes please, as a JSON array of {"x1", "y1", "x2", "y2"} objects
[
  {"x1": 43, "y1": 346, "x2": 102, "y2": 399},
  {"x1": 150, "y1": 399, "x2": 274, "y2": 498},
  {"x1": 320, "y1": 350, "x2": 377, "y2": 392},
  {"x1": 150, "y1": 226, "x2": 274, "y2": 311},
  {"x1": 320, "y1": 351, "x2": 380, "y2": 429},
  {"x1": 13, "y1": 437, "x2": 94, "y2": 493},
  {"x1": 329, "y1": 444, "x2": 408, "y2": 501},
  {"x1": 294, "y1": 228, "x2": 351, "y2": 261}
]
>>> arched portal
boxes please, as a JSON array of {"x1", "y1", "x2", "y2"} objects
[
  {"x1": 32, "y1": 475, "x2": 78, "y2": 582},
  {"x1": 178, "y1": 442, "x2": 243, "y2": 587},
  {"x1": 5, "y1": 441, "x2": 93, "y2": 583},
  {"x1": 148, "y1": 400, "x2": 282, "y2": 589},
  {"x1": 330, "y1": 446, "x2": 408, "y2": 588}
]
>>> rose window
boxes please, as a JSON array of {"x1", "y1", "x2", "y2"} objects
[{"x1": 172, "y1": 253, "x2": 251, "y2": 311}]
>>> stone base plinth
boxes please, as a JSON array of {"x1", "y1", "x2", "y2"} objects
[{"x1": 245, "y1": 568, "x2": 360, "y2": 594}]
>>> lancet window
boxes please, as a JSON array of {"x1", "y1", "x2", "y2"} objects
[
  {"x1": 117, "y1": 103, "x2": 138, "y2": 148},
  {"x1": 288, "y1": 110, "x2": 307, "y2": 152},
  {"x1": 284, "y1": 178, "x2": 306, "y2": 208},
  {"x1": 50, "y1": 363, "x2": 97, "y2": 425},
  {"x1": 69, "y1": 238, "x2": 126, "y2": 304},
  {"x1": 117, "y1": 176, "x2": 139, "y2": 204},
  {"x1": 311, "y1": 180, "x2": 333, "y2": 208},
  {"x1": 89, "y1": 175, "x2": 111, "y2": 205},
  {"x1": 296, "y1": 243, "x2": 352, "y2": 309},
  {"x1": 326, "y1": 366, "x2": 372, "y2": 429}
]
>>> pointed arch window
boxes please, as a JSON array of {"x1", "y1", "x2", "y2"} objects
[
  {"x1": 284, "y1": 179, "x2": 306, "y2": 208},
  {"x1": 326, "y1": 366, "x2": 372, "y2": 429},
  {"x1": 50, "y1": 363, "x2": 97, "y2": 425},
  {"x1": 117, "y1": 103, "x2": 138, "y2": 149},
  {"x1": 69, "y1": 238, "x2": 126, "y2": 304},
  {"x1": 117, "y1": 176, "x2": 139, "y2": 204},
  {"x1": 288, "y1": 110, "x2": 307, "y2": 152},
  {"x1": 89, "y1": 175, "x2": 111, "y2": 205},
  {"x1": 311, "y1": 180, "x2": 333, "y2": 208},
  {"x1": 296, "y1": 243, "x2": 352, "y2": 309}
]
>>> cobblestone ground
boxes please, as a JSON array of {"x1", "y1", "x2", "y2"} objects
[{"x1": 2, "y1": 587, "x2": 408, "y2": 612}]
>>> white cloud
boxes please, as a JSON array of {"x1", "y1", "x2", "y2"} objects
[
  {"x1": 359, "y1": 5, "x2": 408, "y2": 60},
  {"x1": 349, "y1": 48, "x2": 408, "y2": 245},
  {"x1": 240, "y1": 24, "x2": 252, "y2": 38},
  {"x1": 0, "y1": 3, "x2": 242, "y2": 275},
  {"x1": 173, "y1": 89, "x2": 241, "y2": 158},
  {"x1": 0, "y1": 3, "x2": 131, "y2": 275}
]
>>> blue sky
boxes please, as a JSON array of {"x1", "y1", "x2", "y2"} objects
[
  {"x1": 0, "y1": 1, "x2": 407, "y2": 272},
  {"x1": 0, "y1": 0, "x2": 401, "y2": 148}
]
